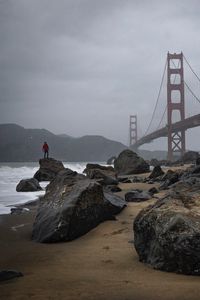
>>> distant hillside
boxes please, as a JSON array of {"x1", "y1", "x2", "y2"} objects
[
  {"x1": 138, "y1": 149, "x2": 167, "y2": 160},
  {"x1": 0, "y1": 124, "x2": 127, "y2": 162}
]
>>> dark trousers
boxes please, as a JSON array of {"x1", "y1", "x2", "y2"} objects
[{"x1": 44, "y1": 151, "x2": 49, "y2": 159}]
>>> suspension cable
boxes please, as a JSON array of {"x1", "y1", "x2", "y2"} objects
[
  {"x1": 183, "y1": 55, "x2": 200, "y2": 83},
  {"x1": 143, "y1": 55, "x2": 200, "y2": 138},
  {"x1": 184, "y1": 81, "x2": 200, "y2": 104},
  {"x1": 143, "y1": 59, "x2": 167, "y2": 136},
  {"x1": 156, "y1": 105, "x2": 167, "y2": 130},
  {"x1": 155, "y1": 59, "x2": 180, "y2": 131},
  {"x1": 171, "y1": 58, "x2": 200, "y2": 105}
]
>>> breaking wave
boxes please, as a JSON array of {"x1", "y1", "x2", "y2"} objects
[{"x1": 0, "y1": 161, "x2": 104, "y2": 214}]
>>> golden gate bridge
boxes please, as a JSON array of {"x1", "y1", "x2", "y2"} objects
[{"x1": 129, "y1": 52, "x2": 200, "y2": 161}]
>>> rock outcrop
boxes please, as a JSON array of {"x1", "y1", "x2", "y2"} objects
[
  {"x1": 32, "y1": 169, "x2": 126, "y2": 243},
  {"x1": 83, "y1": 163, "x2": 118, "y2": 185},
  {"x1": 34, "y1": 158, "x2": 65, "y2": 181},
  {"x1": 114, "y1": 149, "x2": 150, "y2": 175},
  {"x1": 134, "y1": 185, "x2": 200, "y2": 275},
  {"x1": 16, "y1": 178, "x2": 42, "y2": 192}
]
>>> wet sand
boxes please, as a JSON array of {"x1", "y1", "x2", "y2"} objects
[{"x1": 1, "y1": 178, "x2": 200, "y2": 300}]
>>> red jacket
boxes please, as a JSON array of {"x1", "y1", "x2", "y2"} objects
[{"x1": 42, "y1": 143, "x2": 49, "y2": 152}]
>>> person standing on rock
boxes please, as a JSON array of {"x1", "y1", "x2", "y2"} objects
[{"x1": 42, "y1": 142, "x2": 49, "y2": 159}]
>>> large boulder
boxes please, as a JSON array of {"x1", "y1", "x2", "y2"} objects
[
  {"x1": 16, "y1": 178, "x2": 42, "y2": 192},
  {"x1": 181, "y1": 151, "x2": 199, "y2": 164},
  {"x1": 83, "y1": 163, "x2": 118, "y2": 185},
  {"x1": 34, "y1": 158, "x2": 65, "y2": 181},
  {"x1": 32, "y1": 169, "x2": 126, "y2": 243},
  {"x1": 114, "y1": 149, "x2": 150, "y2": 175},
  {"x1": 134, "y1": 187, "x2": 200, "y2": 275}
]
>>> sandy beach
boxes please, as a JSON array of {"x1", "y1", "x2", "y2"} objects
[{"x1": 1, "y1": 178, "x2": 200, "y2": 300}]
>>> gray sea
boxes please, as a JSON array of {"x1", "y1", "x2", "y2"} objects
[{"x1": 0, "y1": 162, "x2": 101, "y2": 215}]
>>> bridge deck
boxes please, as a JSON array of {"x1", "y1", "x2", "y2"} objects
[{"x1": 134, "y1": 113, "x2": 200, "y2": 147}]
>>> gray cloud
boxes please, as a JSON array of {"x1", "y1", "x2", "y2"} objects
[{"x1": 0, "y1": 0, "x2": 200, "y2": 150}]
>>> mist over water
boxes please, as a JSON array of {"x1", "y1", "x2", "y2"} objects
[{"x1": 0, "y1": 162, "x2": 102, "y2": 215}]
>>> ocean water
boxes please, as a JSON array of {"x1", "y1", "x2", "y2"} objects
[{"x1": 0, "y1": 162, "x2": 100, "y2": 215}]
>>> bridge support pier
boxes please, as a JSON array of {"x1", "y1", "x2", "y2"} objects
[
  {"x1": 167, "y1": 52, "x2": 185, "y2": 161},
  {"x1": 129, "y1": 115, "x2": 138, "y2": 147}
]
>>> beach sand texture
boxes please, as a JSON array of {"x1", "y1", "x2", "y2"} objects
[{"x1": 1, "y1": 180, "x2": 200, "y2": 300}]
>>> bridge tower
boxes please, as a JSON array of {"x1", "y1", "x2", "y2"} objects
[
  {"x1": 167, "y1": 52, "x2": 185, "y2": 161},
  {"x1": 129, "y1": 115, "x2": 138, "y2": 147}
]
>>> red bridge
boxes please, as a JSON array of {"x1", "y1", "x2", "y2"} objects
[{"x1": 130, "y1": 53, "x2": 200, "y2": 160}]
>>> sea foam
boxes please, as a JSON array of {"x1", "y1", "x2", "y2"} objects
[{"x1": 0, "y1": 162, "x2": 104, "y2": 214}]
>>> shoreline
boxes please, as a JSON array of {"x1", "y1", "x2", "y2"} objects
[
  {"x1": 1, "y1": 167, "x2": 200, "y2": 300},
  {"x1": 0, "y1": 162, "x2": 191, "y2": 217}
]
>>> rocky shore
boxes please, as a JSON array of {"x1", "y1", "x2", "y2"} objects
[{"x1": 1, "y1": 150, "x2": 200, "y2": 299}]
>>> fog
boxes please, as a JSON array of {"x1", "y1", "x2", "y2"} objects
[{"x1": 0, "y1": 0, "x2": 200, "y2": 150}]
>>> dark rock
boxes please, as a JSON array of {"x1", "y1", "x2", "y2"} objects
[
  {"x1": 170, "y1": 178, "x2": 200, "y2": 194},
  {"x1": 125, "y1": 190, "x2": 152, "y2": 202},
  {"x1": 83, "y1": 163, "x2": 117, "y2": 185},
  {"x1": 118, "y1": 176, "x2": 143, "y2": 183},
  {"x1": 149, "y1": 166, "x2": 164, "y2": 180},
  {"x1": 34, "y1": 158, "x2": 65, "y2": 182},
  {"x1": 118, "y1": 177, "x2": 132, "y2": 183},
  {"x1": 107, "y1": 156, "x2": 116, "y2": 165},
  {"x1": 103, "y1": 192, "x2": 126, "y2": 217},
  {"x1": 114, "y1": 149, "x2": 150, "y2": 175},
  {"x1": 196, "y1": 157, "x2": 200, "y2": 165},
  {"x1": 11, "y1": 207, "x2": 29, "y2": 215},
  {"x1": 104, "y1": 185, "x2": 122, "y2": 193},
  {"x1": 83, "y1": 163, "x2": 115, "y2": 173},
  {"x1": 159, "y1": 180, "x2": 171, "y2": 190},
  {"x1": 148, "y1": 187, "x2": 159, "y2": 195},
  {"x1": 191, "y1": 165, "x2": 200, "y2": 175},
  {"x1": 132, "y1": 176, "x2": 144, "y2": 183},
  {"x1": 151, "y1": 160, "x2": 163, "y2": 166},
  {"x1": 150, "y1": 158, "x2": 160, "y2": 167},
  {"x1": 180, "y1": 165, "x2": 200, "y2": 181},
  {"x1": 181, "y1": 151, "x2": 199, "y2": 164},
  {"x1": 159, "y1": 170, "x2": 180, "y2": 190},
  {"x1": 32, "y1": 170, "x2": 126, "y2": 243},
  {"x1": 16, "y1": 178, "x2": 42, "y2": 192},
  {"x1": 148, "y1": 180, "x2": 155, "y2": 184},
  {"x1": 86, "y1": 169, "x2": 118, "y2": 185},
  {"x1": 0, "y1": 270, "x2": 23, "y2": 281},
  {"x1": 134, "y1": 190, "x2": 200, "y2": 275},
  {"x1": 43, "y1": 168, "x2": 84, "y2": 193},
  {"x1": 161, "y1": 169, "x2": 175, "y2": 181}
]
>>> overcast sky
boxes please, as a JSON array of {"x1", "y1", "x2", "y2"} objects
[{"x1": 1, "y1": 0, "x2": 200, "y2": 150}]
